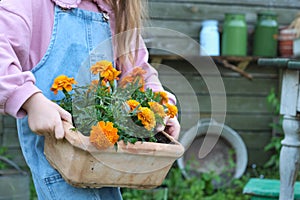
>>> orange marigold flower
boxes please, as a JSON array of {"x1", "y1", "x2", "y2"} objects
[
  {"x1": 91, "y1": 79, "x2": 99, "y2": 86},
  {"x1": 90, "y1": 60, "x2": 121, "y2": 81},
  {"x1": 137, "y1": 107, "x2": 156, "y2": 131},
  {"x1": 138, "y1": 78, "x2": 145, "y2": 92},
  {"x1": 130, "y1": 67, "x2": 147, "y2": 77},
  {"x1": 89, "y1": 121, "x2": 119, "y2": 150},
  {"x1": 118, "y1": 75, "x2": 134, "y2": 88},
  {"x1": 166, "y1": 103, "x2": 178, "y2": 118},
  {"x1": 148, "y1": 102, "x2": 166, "y2": 118},
  {"x1": 155, "y1": 91, "x2": 169, "y2": 104},
  {"x1": 90, "y1": 60, "x2": 112, "y2": 75},
  {"x1": 103, "y1": 67, "x2": 121, "y2": 82},
  {"x1": 118, "y1": 67, "x2": 146, "y2": 89},
  {"x1": 126, "y1": 99, "x2": 140, "y2": 111},
  {"x1": 101, "y1": 79, "x2": 107, "y2": 86},
  {"x1": 51, "y1": 75, "x2": 77, "y2": 95},
  {"x1": 131, "y1": 67, "x2": 146, "y2": 91},
  {"x1": 87, "y1": 80, "x2": 99, "y2": 93}
]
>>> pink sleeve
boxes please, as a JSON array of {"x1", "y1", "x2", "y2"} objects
[{"x1": 0, "y1": 2, "x2": 41, "y2": 118}]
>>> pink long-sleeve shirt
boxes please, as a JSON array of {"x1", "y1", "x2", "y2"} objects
[{"x1": 0, "y1": 0, "x2": 174, "y2": 118}]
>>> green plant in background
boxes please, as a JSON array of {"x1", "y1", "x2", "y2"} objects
[
  {"x1": 0, "y1": 147, "x2": 9, "y2": 170},
  {"x1": 30, "y1": 178, "x2": 38, "y2": 200},
  {"x1": 121, "y1": 165, "x2": 216, "y2": 200},
  {"x1": 121, "y1": 163, "x2": 251, "y2": 200},
  {"x1": 264, "y1": 88, "x2": 283, "y2": 171},
  {"x1": 121, "y1": 126, "x2": 251, "y2": 200},
  {"x1": 163, "y1": 165, "x2": 216, "y2": 199},
  {"x1": 266, "y1": 88, "x2": 280, "y2": 115}
]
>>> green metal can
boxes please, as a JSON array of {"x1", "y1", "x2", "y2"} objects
[
  {"x1": 253, "y1": 11, "x2": 278, "y2": 57},
  {"x1": 222, "y1": 13, "x2": 247, "y2": 56}
]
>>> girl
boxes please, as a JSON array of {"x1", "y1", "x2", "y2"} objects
[{"x1": 0, "y1": 0, "x2": 180, "y2": 199}]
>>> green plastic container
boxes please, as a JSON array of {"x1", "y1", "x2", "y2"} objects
[
  {"x1": 253, "y1": 11, "x2": 278, "y2": 57},
  {"x1": 243, "y1": 178, "x2": 300, "y2": 200},
  {"x1": 222, "y1": 13, "x2": 247, "y2": 56}
]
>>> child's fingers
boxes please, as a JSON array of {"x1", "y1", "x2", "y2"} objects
[
  {"x1": 56, "y1": 104, "x2": 72, "y2": 123},
  {"x1": 54, "y1": 120, "x2": 65, "y2": 139}
]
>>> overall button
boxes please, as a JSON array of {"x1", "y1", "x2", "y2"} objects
[{"x1": 102, "y1": 12, "x2": 109, "y2": 22}]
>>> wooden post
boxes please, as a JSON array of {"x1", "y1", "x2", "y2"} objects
[
  {"x1": 280, "y1": 115, "x2": 300, "y2": 200},
  {"x1": 279, "y1": 69, "x2": 300, "y2": 200}
]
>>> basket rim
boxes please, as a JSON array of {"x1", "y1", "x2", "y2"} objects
[{"x1": 61, "y1": 121, "x2": 185, "y2": 157}]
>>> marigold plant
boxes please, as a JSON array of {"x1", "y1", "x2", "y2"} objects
[{"x1": 51, "y1": 60, "x2": 178, "y2": 150}]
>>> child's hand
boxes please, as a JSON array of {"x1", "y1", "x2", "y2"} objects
[
  {"x1": 164, "y1": 117, "x2": 180, "y2": 140},
  {"x1": 22, "y1": 93, "x2": 72, "y2": 139}
]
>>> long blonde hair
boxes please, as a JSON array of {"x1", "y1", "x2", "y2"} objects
[{"x1": 105, "y1": 0, "x2": 148, "y2": 69}]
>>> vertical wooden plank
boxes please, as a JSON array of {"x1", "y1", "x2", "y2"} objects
[
  {"x1": 0, "y1": 114, "x2": 3, "y2": 145},
  {"x1": 297, "y1": 85, "x2": 300, "y2": 112},
  {"x1": 280, "y1": 116, "x2": 300, "y2": 200},
  {"x1": 280, "y1": 70, "x2": 299, "y2": 116}
]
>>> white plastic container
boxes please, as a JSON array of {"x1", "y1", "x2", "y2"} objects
[
  {"x1": 199, "y1": 20, "x2": 220, "y2": 56},
  {"x1": 293, "y1": 38, "x2": 300, "y2": 57}
]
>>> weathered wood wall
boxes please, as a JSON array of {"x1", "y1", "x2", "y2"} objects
[
  {"x1": 151, "y1": 56, "x2": 279, "y2": 166},
  {"x1": 0, "y1": 115, "x2": 25, "y2": 166}
]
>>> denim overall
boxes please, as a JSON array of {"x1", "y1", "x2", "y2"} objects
[{"x1": 17, "y1": 6, "x2": 122, "y2": 200}]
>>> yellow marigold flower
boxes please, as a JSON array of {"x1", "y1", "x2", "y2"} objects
[
  {"x1": 126, "y1": 99, "x2": 140, "y2": 111},
  {"x1": 51, "y1": 75, "x2": 77, "y2": 95},
  {"x1": 166, "y1": 103, "x2": 178, "y2": 118},
  {"x1": 148, "y1": 102, "x2": 166, "y2": 118},
  {"x1": 155, "y1": 91, "x2": 169, "y2": 104},
  {"x1": 89, "y1": 121, "x2": 119, "y2": 150},
  {"x1": 90, "y1": 60, "x2": 121, "y2": 81},
  {"x1": 137, "y1": 107, "x2": 156, "y2": 131}
]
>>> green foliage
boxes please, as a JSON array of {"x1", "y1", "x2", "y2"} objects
[
  {"x1": 54, "y1": 88, "x2": 73, "y2": 114},
  {"x1": 266, "y1": 88, "x2": 280, "y2": 115},
  {"x1": 121, "y1": 165, "x2": 251, "y2": 200},
  {"x1": 264, "y1": 88, "x2": 283, "y2": 170},
  {"x1": 30, "y1": 178, "x2": 38, "y2": 200},
  {"x1": 263, "y1": 135, "x2": 283, "y2": 169},
  {"x1": 0, "y1": 147, "x2": 9, "y2": 170}
]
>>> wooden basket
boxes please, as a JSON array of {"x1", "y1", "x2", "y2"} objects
[{"x1": 44, "y1": 122, "x2": 184, "y2": 189}]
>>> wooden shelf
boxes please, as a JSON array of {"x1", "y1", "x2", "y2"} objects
[
  {"x1": 149, "y1": 55, "x2": 259, "y2": 80},
  {"x1": 150, "y1": 54, "x2": 258, "y2": 62}
]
